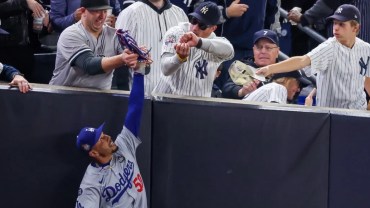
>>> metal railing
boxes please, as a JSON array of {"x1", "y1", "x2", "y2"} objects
[{"x1": 279, "y1": 7, "x2": 327, "y2": 43}]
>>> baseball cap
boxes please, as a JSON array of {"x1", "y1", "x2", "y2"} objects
[
  {"x1": 76, "y1": 123, "x2": 105, "y2": 153},
  {"x1": 272, "y1": 70, "x2": 312, "y2": 87},
  {"x1": 326, "y1": 4, "x2": 361, "y2": 24},
  {"x1": 0, "y1": 27, "x2": 9, "y2": 35},
  {"x1": 188, "y1": 1, "x2": 221, "y2": 26},
  {"x1": 81, "y1": 0, "x2": 112, "y2": 10},
  {"x1": 253, "y1": 29, "x2": 279, "y2": 45}
]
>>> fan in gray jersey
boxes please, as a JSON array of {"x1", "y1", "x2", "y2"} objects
[
  {"x1": 152, "y1": 1, "x2": 234, "y2": 97},
  {"x1": 257, "y1": 4, "x2": 370, "y2": 110},
  {"x1": 49, "y1": 0, "x2": 140, "y2": 90},
  {"x1": 115, "y1": 0, "x2": 188, "y2": 95},
  {"x1": 75, "y1": 70, "x2": 148, "y2": 208}
]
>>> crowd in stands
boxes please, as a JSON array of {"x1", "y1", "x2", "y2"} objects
[{"x1": 0, "y1": 0, "x2": 369, "y2": 110}]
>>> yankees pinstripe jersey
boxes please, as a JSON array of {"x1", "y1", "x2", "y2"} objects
[
  {"x1": 49, "y1": 22, "x2": 122, "y2": 90},
  {"x1": 304, "y1": 37, "x2": 370, "y2": 109},
  {"x1": 243, "y1": 82, "x2": 287, "y2": 104},
  {"x1": 76, "y1": 126, "x2": 147, "y2": 208},
  {"x1": 116, "y1": 0, "x2": 188, "y2": 95},
  {"x1": 152, "y1": 22, "x2": 234, "y2": 97}
]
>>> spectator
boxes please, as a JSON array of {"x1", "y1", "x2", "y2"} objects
[
  {"x1": 0, "y1": 0, "x2": 48, "y2": 81},
  {"x1": 50, "y1": 0, "x2": 120, "y2": 33},
  {"x1": 257, "y1": 4, "x2": 370, "y2": 110},
  {"x1": 152, "y1": 1, "x2": 234, "y2": 97},
  {"x1": 115, "y1": 0, "x2": 188, "y2": 95},
  {"x1": 49, "y1": 0, "x2": 147, "y2": 90},
  {"x1": 243, "y1": 71, "x2": 310, "y2": 104},
  {"x1": 211, "y1": 0, "x2": 279, "y2": 89},
  {"x1": 222, "y1": 29, "x2": 279, "y2": 99}
]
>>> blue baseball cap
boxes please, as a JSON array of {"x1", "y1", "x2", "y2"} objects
[
  {"x1": 76, "y1": 123, "x2": 105, "y2": 153},
  {"x1": 327, "y1": 4, "x2": 361, "y2": 24},
  {"x1": 189, "y1": 1, "x2": 221, "y2": 26},
  {"x1": 253, "y1": 29, "x2": 279, "y2": 45},
  {"x1": 272, "y1": 70, "x2": 312, "y2": 87}
]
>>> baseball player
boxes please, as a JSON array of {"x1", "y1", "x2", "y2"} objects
[
  {"x1": 257, "y1": 4, "x2": 370, "y2": 110},
  {"x1": 75, "y1": 71, "x2": 147, "y2": 207},
  {"x1": 152, "y1": 1, "x2": 234, "y2": 97},
  {"x1": 115, "y1": 0, "x2": 188, "y2": 95},
  {"x1": 0, "y1": 62, "x2": 31, "y2": 93},
  {"x1": 243, "y1": 71, "x2": 311, "y2": 104},
  {"x1": 49, "y1": 0, "x2": 140, "y2": 90}
]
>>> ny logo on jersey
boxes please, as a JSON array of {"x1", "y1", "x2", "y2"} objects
[
  {"x1": 195, "y1": 60, "x2": 208, "y2": 79},
  {"x1": 359, "y1": 56, "x2": 370, "y2": 76},
  {"x1": 200, "y1": 6, "x2": 209, "y2": 14}
]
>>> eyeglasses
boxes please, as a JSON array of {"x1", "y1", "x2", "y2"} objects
[
  {"x1": 190, "y1": 17, "x2": 209, "y2": 30},
  {"x1": 254, "y1": 45, "x2": 278, "y2": 52}
]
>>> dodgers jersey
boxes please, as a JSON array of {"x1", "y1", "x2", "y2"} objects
[
  {"x1": 243, "y1": 82, "x2": 287, "y2": 104},
  {"x1": 116, "y1": 0, "x2": 188, "y2": 95},
  {"x1": 304, "y1": 37, "x2": 370, "y2": 110},
  {"x1": 152, "y1": 22, "x2": 234, "y2": 97},
  {"x1": 49, "y1": 22, "x2": 122, "y2": 90},
  {"x1": 76, "y1": 126, "x2": 147, "y2": 208}
]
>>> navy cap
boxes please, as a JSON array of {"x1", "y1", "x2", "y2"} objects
[
  {"x1": 76, "y1": 123, "x2": 105, "y2": 153},
  {"x1": 253, "y1": 29, "x2": 279, "y2": 45},
  {"x1": 0, "y1": 27, "x2": 9, "y2": 35},
  {"x1": 189, "y1": 1, "x2": 221, "y2": 26},
  {"x1": 327, "y1": 4, "x2": 361, "y2": 24},
  {"x1": 81, "y1": 0, "x2": 112, "y2": 10},
  {"x1": 272, "y1": 70, "x2": 312, "y2": 87}
]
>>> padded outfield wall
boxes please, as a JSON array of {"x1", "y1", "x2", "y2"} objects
[{"x1": 1, "y1": 83, "x2": 370, "y2": 208}]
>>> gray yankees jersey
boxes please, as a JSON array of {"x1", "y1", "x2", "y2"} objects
[
  {"x1": 116, "y1": 1, "x2": 188, "y2": 95},
  {"x1": 243, "y1": 82, "x2": 287, "y2": 104},
  {"x1": 304, "y1": 37, "x2": 370, "y2": 110},
  {"x1": 76, "y1": 127, "x2": 147, "y2": 208},
  {"x1": 152, "y1": 22, "x2": 234, "y2": 97},
  {"x1": 49, "y1": 22, "x2": 122, "y2": 90}
]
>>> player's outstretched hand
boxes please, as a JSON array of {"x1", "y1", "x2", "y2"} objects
[
  {"x1": 179, "y1": 32, "x2": 199, "y2": 47},
  {"x1": 122, "y1": 48, "x2": 140, "y2": 68},
  {"x1": 305, "y1": 88, "x2": 316, "y2": 106},
  {"x1": 9, "y1": 75, "x2": 32, "y2": 93}
]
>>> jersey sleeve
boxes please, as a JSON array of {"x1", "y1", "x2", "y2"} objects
[
  {"x1": 268, "y1": 84, "x2": 287, "y2": 104},
  {"x1": 116, "y1": 126, "x2": 141, "y2": 158},
  {"x1": 161, "y1": 25, "x2": 184, "y2": 56},
  {"x1": 305, "y1": 38, "x2": 334, "y2": 75},
  {"x1": 58, "y1": 26, "x2": 92, "y2": 66}
]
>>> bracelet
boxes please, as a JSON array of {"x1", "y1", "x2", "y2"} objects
[
  {"x1": 196, "y1": 38, "x2": 202, "y2": 48},
  {"x1": 176, "y1": 53, "x2": 188, "y2": 62}
]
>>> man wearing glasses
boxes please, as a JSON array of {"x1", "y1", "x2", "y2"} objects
[
  {"x1": 152, "y1": 1, "x2": 234, "y2": 97},
  {"x1": 222, "y1": 29, "x2": 280, "y2": 99}
]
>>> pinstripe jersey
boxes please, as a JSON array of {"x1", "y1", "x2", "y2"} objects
[
  {"x1": 354, "y1": 0, "x2": 370, "y2": 43},
  {"x1": 115, "y1": 0, "x2": 188, "y2": 95},
  {"x1": 76, "y1": 127, "x2": 147, "y2": 208},
  {"x1": 49, "y1": 22, "x2": 122, "y2": 90},
  {"x1": 152, "y1": 22, "x2": 234, "y2": 97},
  {"x1": 242, "y1": 82, "x2": 287, "y2": 104},
  {"x1": 304, "y1": 37, "x2": 370, "y2": 109}
]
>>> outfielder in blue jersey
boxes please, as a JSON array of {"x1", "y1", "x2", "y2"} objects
[{"x1": 75, "y1": 72, "x2": 147, "y2": 208}]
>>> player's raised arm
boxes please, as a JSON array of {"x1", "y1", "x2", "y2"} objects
[{"x1": 256, "y1": 55, "x2": 311, "y2": 77}]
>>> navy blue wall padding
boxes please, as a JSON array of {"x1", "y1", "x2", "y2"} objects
[
  {"x1": 151, "y1": 98, "x2": 330, "y2": 208},
  {"x1": 0, "y1": 87, "x2": 152, "y2": 208},
  {"x1": 329, "y1": 113, "x2": 370, "y2": 208}
]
